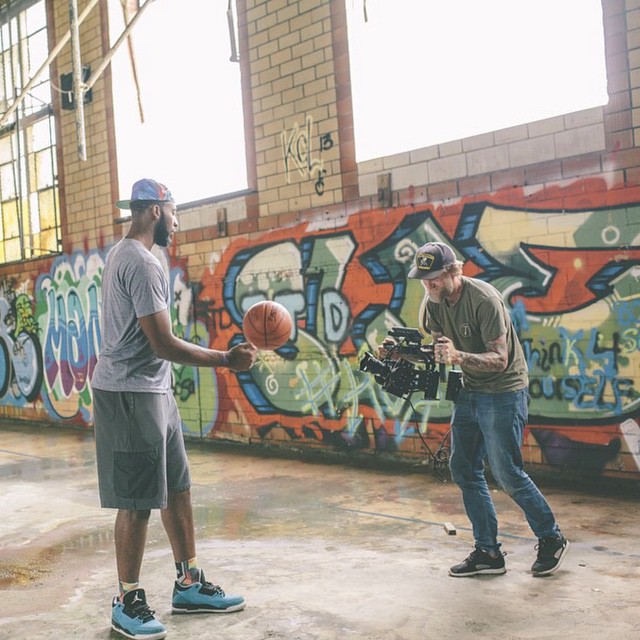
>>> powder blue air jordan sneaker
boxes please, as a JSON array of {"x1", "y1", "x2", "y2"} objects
[
  {"x1": 111, "y1": 588, "x2": 167, "y2": 640},
  {"x1": 172, "y1": 570, "x2": 246, "y2": 613}
]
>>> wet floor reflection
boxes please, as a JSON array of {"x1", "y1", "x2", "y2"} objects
[
  {"x1": 0, "y1": 524, "x2": 114, "y2": 588},
  {"x1": 1, "y1": 423, "x2": 640, "y2": 640},
  {"x1": 0, "y1": 427, "x2": 95, "y2": 482}
]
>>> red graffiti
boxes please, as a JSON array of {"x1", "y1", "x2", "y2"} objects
[{"x1": 514, "y1": 246, "x2": 640, "y2": 313}]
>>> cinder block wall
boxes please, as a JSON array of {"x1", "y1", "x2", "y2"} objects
[
  {"x1": 0, "y1": 0, "x2": 638, "y2": 483},
  {"x1": 245, "y1": 0, "x2": 355, "y2": 216}
]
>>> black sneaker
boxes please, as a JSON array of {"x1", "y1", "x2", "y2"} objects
[
  {"x1": 531, "y1": 534, "x2": 570, "y2": 576},
  {"x1": 449, "y1": 548, "x2": 506, "y2": 577}
]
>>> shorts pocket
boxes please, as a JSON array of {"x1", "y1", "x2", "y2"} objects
[
  {"x1": 113, "y1": 449, "x2": 159, "y2": 499},
  {"x1": 94, "y1": 390, "x2": 119, "y2": 424}
]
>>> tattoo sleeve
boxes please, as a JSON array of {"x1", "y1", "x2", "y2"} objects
[{"x1": 456, "y1": 334, "x2": 509, "y2": 372}]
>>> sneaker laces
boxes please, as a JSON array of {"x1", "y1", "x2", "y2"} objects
[
  {"x1": 123, "y1": 595, "x2": 156, "y2": 623},
  {"x1": 199, "y1": 580, "x2": 225, "y2": 597},
  {"x1": 197, "y1": 571, "x2": 226, "y2": 597},
  {"x1": 466, "y1": 549, "x2": 484, "y2": 563},
  {"x1": 469, "y1": 548, "x2": 505, "y2": 562},
  {"x1": 534, "y1": 536, "x2": 560, "y2": 560}
]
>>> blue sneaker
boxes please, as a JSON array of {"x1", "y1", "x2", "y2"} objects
[
  {"x1": 172, "y1": 570, "x2": 246, "y2": 614},
  {"x1": 111, "y1": 588, "x2": 167, "y2": 640}
]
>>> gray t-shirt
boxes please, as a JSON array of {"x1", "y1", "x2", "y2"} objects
[
  {"x1": 424, "y1": 276, "x2": 528, "y2": 392},
  {"x1": 92, "y1": 239, "x2": 171, "y2": 392}
]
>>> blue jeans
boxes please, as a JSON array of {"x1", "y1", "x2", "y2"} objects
[{"x1": 449, "y1": 388, "x2": 560, "y2": 553}]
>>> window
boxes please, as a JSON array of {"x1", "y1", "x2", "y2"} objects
[
  {"x1": 108, "y1": 0, "x2": 247, "y2": 206},
  {"x1": 0, "y1": 0, "x2": 60, "y2": 264},
  {"x1": 346, "y1": 0, "x2": 609, "y2": 161}
]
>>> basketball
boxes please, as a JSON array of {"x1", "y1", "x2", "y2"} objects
[{"x1": 243, "y1": 300, "x2": 293, "y2": 350}]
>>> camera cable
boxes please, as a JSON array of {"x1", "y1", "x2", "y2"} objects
[{"x1": 406, "y1": 397, "x2": 452, "y2": 483}]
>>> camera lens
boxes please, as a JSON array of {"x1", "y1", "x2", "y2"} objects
[{"x1": 359, "y1": 352, "x2": 387, "y2": 376}]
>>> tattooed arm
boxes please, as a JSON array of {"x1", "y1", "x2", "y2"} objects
[{"x1": 434, "y1": 333, "x2": 509, "y2": 372}]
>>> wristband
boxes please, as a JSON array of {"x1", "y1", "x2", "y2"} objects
[{"x1": 220, "y1": 351, "x2": 229, "y2": 367}]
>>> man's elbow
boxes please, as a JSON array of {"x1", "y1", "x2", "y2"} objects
[{"x1": 150, "y1": 341, "x2": 172, "y2": 361}]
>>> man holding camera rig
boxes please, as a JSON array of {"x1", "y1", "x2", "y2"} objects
[{"x1": 379, "y1": 241, "x2": 569, "y2": 577}]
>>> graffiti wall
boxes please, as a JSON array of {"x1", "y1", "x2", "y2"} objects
[{"x1": 0, "y1": 178, "x2": 638, "y2": 480}]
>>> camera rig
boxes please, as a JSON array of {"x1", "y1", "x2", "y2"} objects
[
  {"x1": 358, "y1": 326, "x2": 463, "y2": 481},
  {"x1": 359, "y1": 326, "x2": 462, "y2": 402}
]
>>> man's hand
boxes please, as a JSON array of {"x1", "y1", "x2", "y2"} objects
[
  {"x1": 376, "y1": 338, "x2": 398, "y2": 360},
  {"x1": 435, "y1": 336, "x2": 458, "y2": 365},
  {"x1": 435, "y1": 334, "x2": 509, "y2": 372},
  {"x1": 225, "y1": 342, "x2": 258, "y2": 371}
]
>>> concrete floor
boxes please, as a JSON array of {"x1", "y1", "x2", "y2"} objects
[{"x1": 0, "y1": 422, "x2": 638, "y2": 640}]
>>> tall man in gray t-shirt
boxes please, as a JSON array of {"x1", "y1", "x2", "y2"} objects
[
  {"x1": 384, "y1": 242, "x2": 569, "y2": 578},
  {"x1": 92, "y1": 179, "x2": 257, "y2": 640}
]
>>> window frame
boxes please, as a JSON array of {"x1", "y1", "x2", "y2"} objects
[{"x1": 0, "y1": 0, "x2": 61, "y2": 265}]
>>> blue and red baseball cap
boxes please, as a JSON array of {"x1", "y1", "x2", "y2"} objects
[
  {"x1": 115, "y1": 178, "x2": 175, "y2": 209},
  {"x1": 408, "y1": 242, "x2": 457, "y2": 279}
]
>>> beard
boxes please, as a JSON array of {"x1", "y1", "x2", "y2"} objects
[
  {"x1": 153, "y1": 213, "x2": 172, "y2": 247},
  {"x1": 426, "y1": 277, "x2": 455, "y2": 304}
]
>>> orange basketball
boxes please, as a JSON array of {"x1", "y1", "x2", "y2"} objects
[{"x1": 243, "y1": 300, "x2": 293, "y2": 350}]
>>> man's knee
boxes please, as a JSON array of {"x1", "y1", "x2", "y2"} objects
[
  {"x1": 491, "y1": 466, "x2": 529, "y2": 495},
  {"x1": 118, "y1": 508, "x2": 151, "y2": 522},
  {"x1": 449, "y1": 457, "x2": 478, "y2": 487}
]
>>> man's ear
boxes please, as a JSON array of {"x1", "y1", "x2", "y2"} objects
[{"x1": 150, "y1": 203, "x2": 162, "y2": 220}]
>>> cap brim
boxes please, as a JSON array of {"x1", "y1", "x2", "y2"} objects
[
  {"x1": 408, "y1": 266, "x2": 446, "y2": 280},
  {"x1": 115, "y1": 200, "x2": 132, "y2": 210}
]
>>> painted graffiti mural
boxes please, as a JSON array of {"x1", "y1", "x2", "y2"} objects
[
  {"x1": 0, "y1": 179, "x2": 638, "y2": 480},
  {"x1": 0, "y1": 248, "x2": 220, "y2": 431},
  {"x1": 0, "y1": 280, "x2": 43, "y2": 404},
  {"x1": 164, "y1": 253, "x2": 219, "y2": 437},
  {"x1": 35, "y1": 252, "x2": 103, "y2": 423},
  {"x1": 198, "y1": 182, "x2": 640, "y2": 478}
]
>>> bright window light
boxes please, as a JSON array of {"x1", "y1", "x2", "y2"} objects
[
  {"x1": 346, "y1": 0, "x2": 609, "y2": 161},
  {"x1": 109, "y1": 0, "x2": 246, "y2": 205}
]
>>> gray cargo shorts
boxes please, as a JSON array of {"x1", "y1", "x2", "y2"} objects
[{"x1": 93, "y1": 389, "x2": 191, "y2": 509}]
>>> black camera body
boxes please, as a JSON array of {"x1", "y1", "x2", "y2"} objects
[{"x1": 359, "y1": 326, "x2": 462, "y2": 401}]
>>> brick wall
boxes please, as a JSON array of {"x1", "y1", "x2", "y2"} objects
[
  {"x1": 244, "y1": 0, "x2": 355, "y2": 216},
  {"x1": 0, "y1": 0, "x2": 638, "y2": 482},
  {"x1": 51, "y1": 0, "x2": 119, "y2": 254},
  {"x1": 358, "y1": 107, "x2": 607, "y2": 202}
]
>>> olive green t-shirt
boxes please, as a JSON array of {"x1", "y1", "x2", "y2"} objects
[{"x1": 424, "y1": 277, "x2": 528, "y2": 392}]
